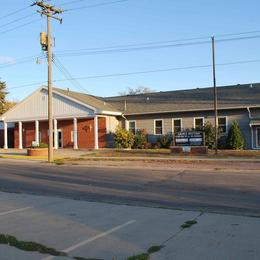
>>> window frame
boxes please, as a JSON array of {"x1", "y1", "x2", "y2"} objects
[
  {"x1": 128, "y1": 120, "x2": 137, "y2": 134},
  {"x1": 193, "y1": 117, "x2": 205, "y2": 130},
  {"x1": 256, "y1": 127, "x2": 260, "y2": 148},
  {"x1": 154, "y1": 119, "x2": 164, "y2": 135},
  {"x1": 172, "y1": 118, "x2": 182, "y2": 133},
  {"x1": 218, "y1": 116, "x2": 228, "y2": 134}
]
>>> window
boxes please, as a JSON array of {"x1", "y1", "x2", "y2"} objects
[
  {"x1": 218, "y1": 117, "x2": 227, "y2": 134},
  {"x1": 154, "y1": 120, "x2": 163, "y2": 135},
  {"x1": 173, "y1": 119, "x2": 182, "y2": 133},
  {"x1": 194, "y1": 117, "x2": 204, "y2": 130},
  {"x1": 129, "y1": 121, "x2": 136, "y2": 134}
]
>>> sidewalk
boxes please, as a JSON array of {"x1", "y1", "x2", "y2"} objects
[{"x1": 0, "y1": 192, "x2": 260, "y2": 260}]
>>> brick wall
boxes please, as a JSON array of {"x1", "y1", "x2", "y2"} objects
[{"x1": 12, "y1": 117, "x2": 107, "y2": 149}]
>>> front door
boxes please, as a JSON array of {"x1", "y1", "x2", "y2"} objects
[
  {"x1": 58, "y1": 130, "x2": 63, "y2": 148},
  {"x1": 53, "y1": 130, "x2": 63, "y2": 148}
]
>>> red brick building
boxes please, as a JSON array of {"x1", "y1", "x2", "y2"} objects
[{"x1": 0, "y1": 87, "x2": 120, "y2": 149}]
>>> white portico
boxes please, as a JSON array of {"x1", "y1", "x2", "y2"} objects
[{"x1": 0, "y1": 87, "x2": 121, "y2": 149}]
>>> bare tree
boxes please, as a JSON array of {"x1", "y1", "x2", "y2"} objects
[{"x1": 119, "y1": 86, "x2": 154, "y2": 96}]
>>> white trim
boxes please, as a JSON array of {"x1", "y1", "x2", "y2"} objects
[
  {"x1": 154, "y1": 119, "x2": 164, "y2": 135},
  {"x1": 172, "y1": 118, "x2": 182, "y2": 133},
  {"x1": 218, "y1": 116, "x2": 228, "y2": 134},
  {"x1": 256, "y1": 127, "x2": 260, "y2": 148},
  {"x1": 128, "y1": 120, "x2": 137, "y2": 134},
  {"x1": 4, "y1": 114, "x2": 96, "y2": 123},
  {"x1": 193, "y1": 117, "x2": 204, "y2": 129},
  {"x1": 100, "y1": 110, "x2": 122, "y2": 116}
]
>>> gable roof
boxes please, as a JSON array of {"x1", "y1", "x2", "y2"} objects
[
  {"x1": 53, "y1": 87, "x2": 119, "y2": 113},
  {"x1": 103, "y1": 83, "x2": 260, "y2": 115}
]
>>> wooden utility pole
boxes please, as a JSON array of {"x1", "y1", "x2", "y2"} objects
[
  {"x1": 33, "y1": 1, "x2": 62, "y2": 162},
  {"x1": 212, "y1": 36, "x2": 218, "y2": 154}
]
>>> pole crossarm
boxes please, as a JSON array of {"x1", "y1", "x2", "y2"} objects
[{"x1": 32, "y1": 1, "x2": 62, "y2": 14}]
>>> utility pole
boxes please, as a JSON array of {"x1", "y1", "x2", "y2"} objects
[
  {"x1": 211, "y1": 36, "x2": 218, "y2": 155},
  {"x1": 33, "y1": 1, "x2": 62, "y2": 162}
]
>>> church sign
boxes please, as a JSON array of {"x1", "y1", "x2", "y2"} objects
[{"x1": 174, "y1": 131, "x2": 205, "y2": 146}]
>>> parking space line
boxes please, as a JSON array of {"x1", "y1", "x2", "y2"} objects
[
  {"x1": 42, "y1": 219, "x2": 136, "y2": 260},
  {"x1": 0, "y1": 207, "x2": 33, "y2": 216}
]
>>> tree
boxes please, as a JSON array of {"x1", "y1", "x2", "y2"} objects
[
  {"x1": 119, "y1": 86, "x2": 154, "y2": 96},
  {"x1": 226, "y1": 121, "x2": 245, "y2": 150},
  {"x1": 0, "y1": 81, "x2": 8, "y2": 115}
]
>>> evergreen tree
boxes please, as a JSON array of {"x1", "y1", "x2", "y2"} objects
[
  {"x1": 226, "y1": 121, "x2": 245, "y2": 149},
  {"x1": 0, "y1": 81, "x2": 8, "y2": 115}
]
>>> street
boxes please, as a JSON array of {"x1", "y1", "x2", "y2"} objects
[{"x1": 0, "y1": 159, "x2": 260, "y2": 216}]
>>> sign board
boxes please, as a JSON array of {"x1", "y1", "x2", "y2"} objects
[{"x1": 175, "y1": 131, "x2": 204, "y2": 146}]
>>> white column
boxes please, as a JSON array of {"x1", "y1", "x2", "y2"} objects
[
  {"x1": 73, "y1": 118, "x2": 78, "y2": 150},
  {"x1": 94, "y1": 116, "x2": 99, "y2": 150},
  {"x1": 18, "y1": 121, "x2": 23, "y2": 150},
  {"x1": 4, "y1": 122, "x2": 8, "y2": 149},
  {"x1": 35, "y1": 120, "x2": 39, "y2": 145},
  {"x1": 54, "y1": 119, "x2": 58, "y2": 149},
  {"x1": 125, "y1": 120, "x2": 129, "y2": 130}
]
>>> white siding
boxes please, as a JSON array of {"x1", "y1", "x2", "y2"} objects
[{"x1": 2, "y1": 89, "x2": 95, "y2": 122}]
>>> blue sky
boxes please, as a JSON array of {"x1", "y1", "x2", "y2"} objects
[{"x1": 1, "y1": 0, "x2": 260, "y2": 101}]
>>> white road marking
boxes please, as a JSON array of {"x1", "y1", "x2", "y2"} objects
[
  {"x1": 0, "y1": 207, "x2": 33, "y2": 216},
  {"x1": 42, "y1": 219, "x2": 136, "y2": 260}
]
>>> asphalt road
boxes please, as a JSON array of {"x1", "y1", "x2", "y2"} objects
[{"x1": 0, "y1": 159, "x2": 260, "y2": 216}]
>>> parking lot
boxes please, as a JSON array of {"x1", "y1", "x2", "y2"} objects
[{"x1": 0, "y1": 191, "x2": 260, "y2": 260}]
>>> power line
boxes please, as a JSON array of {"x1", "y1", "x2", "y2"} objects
[
  {"x1": 58, "y1": 0, "x2": 88, "y2": 7},
  {"x1": 8, "y1": 58, "x2": 260, "y2": 90},
  {"x1": 54, "y1": 34, "x2": 260, "y2": 57},
  {"x1": 0, "y1": 13, "x2": 37, "y2": 29},
  {"x1": 63, "y1": 0, "x2": 131, "y2": 12},
  {"x1": 0, "y1": 6, "x2": 30, "y2": 21},
  {"x1": 53, "y1": 54, "x2": 89, "y2": 93},
  {"x1": 0, "y1": 18, "x2": 40, "y2": 35}
]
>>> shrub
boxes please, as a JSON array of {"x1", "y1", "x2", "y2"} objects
[
  {"x1": 114, "y1": 126, "x2": 134, "y2": 149},
  {"x1": 31, "y1": 143, "x2": 48, "y2": 149},
  {"x1": 132, "y1": 129, "x2": 148, "y2": 149},
  {"x1": 226, "y1": 121, "x2": 245, "y2": 150},
  {"x1": 204, "y1": 122, "x2": 216, "y2": 149},
  {"x1": 159, "y1": 134, "x2": 173, "y2": 148}
]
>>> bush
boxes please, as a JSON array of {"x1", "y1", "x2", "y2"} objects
[
  {"x1": 226, "y1": 121, "x2": 245, "y2": 150},
  {"x1": 31, "y1": 143, "x2": 48, "y2": 149},
  {"x1": 159, "y1": 134, "x2": 173, "y2": 148},
  {"x1": 132, "y1": 129, "x2": 148, "y2": 149},
  {"x1": 204, "y1": 122, "x2": 216, "y2": 149},
  {"x1": 114, "y1": 126, "x2": 134, "y2": 149}
]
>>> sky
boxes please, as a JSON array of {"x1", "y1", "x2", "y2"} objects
[{"x1": 1, "y1": 0, "x2": 260, "y2": 101}]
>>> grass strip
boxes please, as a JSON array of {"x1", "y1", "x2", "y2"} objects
[
  {"x1": 181, "y1": 220, "x2": 198, "y2": 229},
  {"x1": 127, "y1": 244, "x2": 164, "y2": 260},
  {"x1": 0, "y1": 234, "x2": 67, "y2": 256}
]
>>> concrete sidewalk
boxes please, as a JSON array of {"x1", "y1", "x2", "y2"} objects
[{"x1": 0, "y1": 192, "x2": 259, "y2": 260}]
